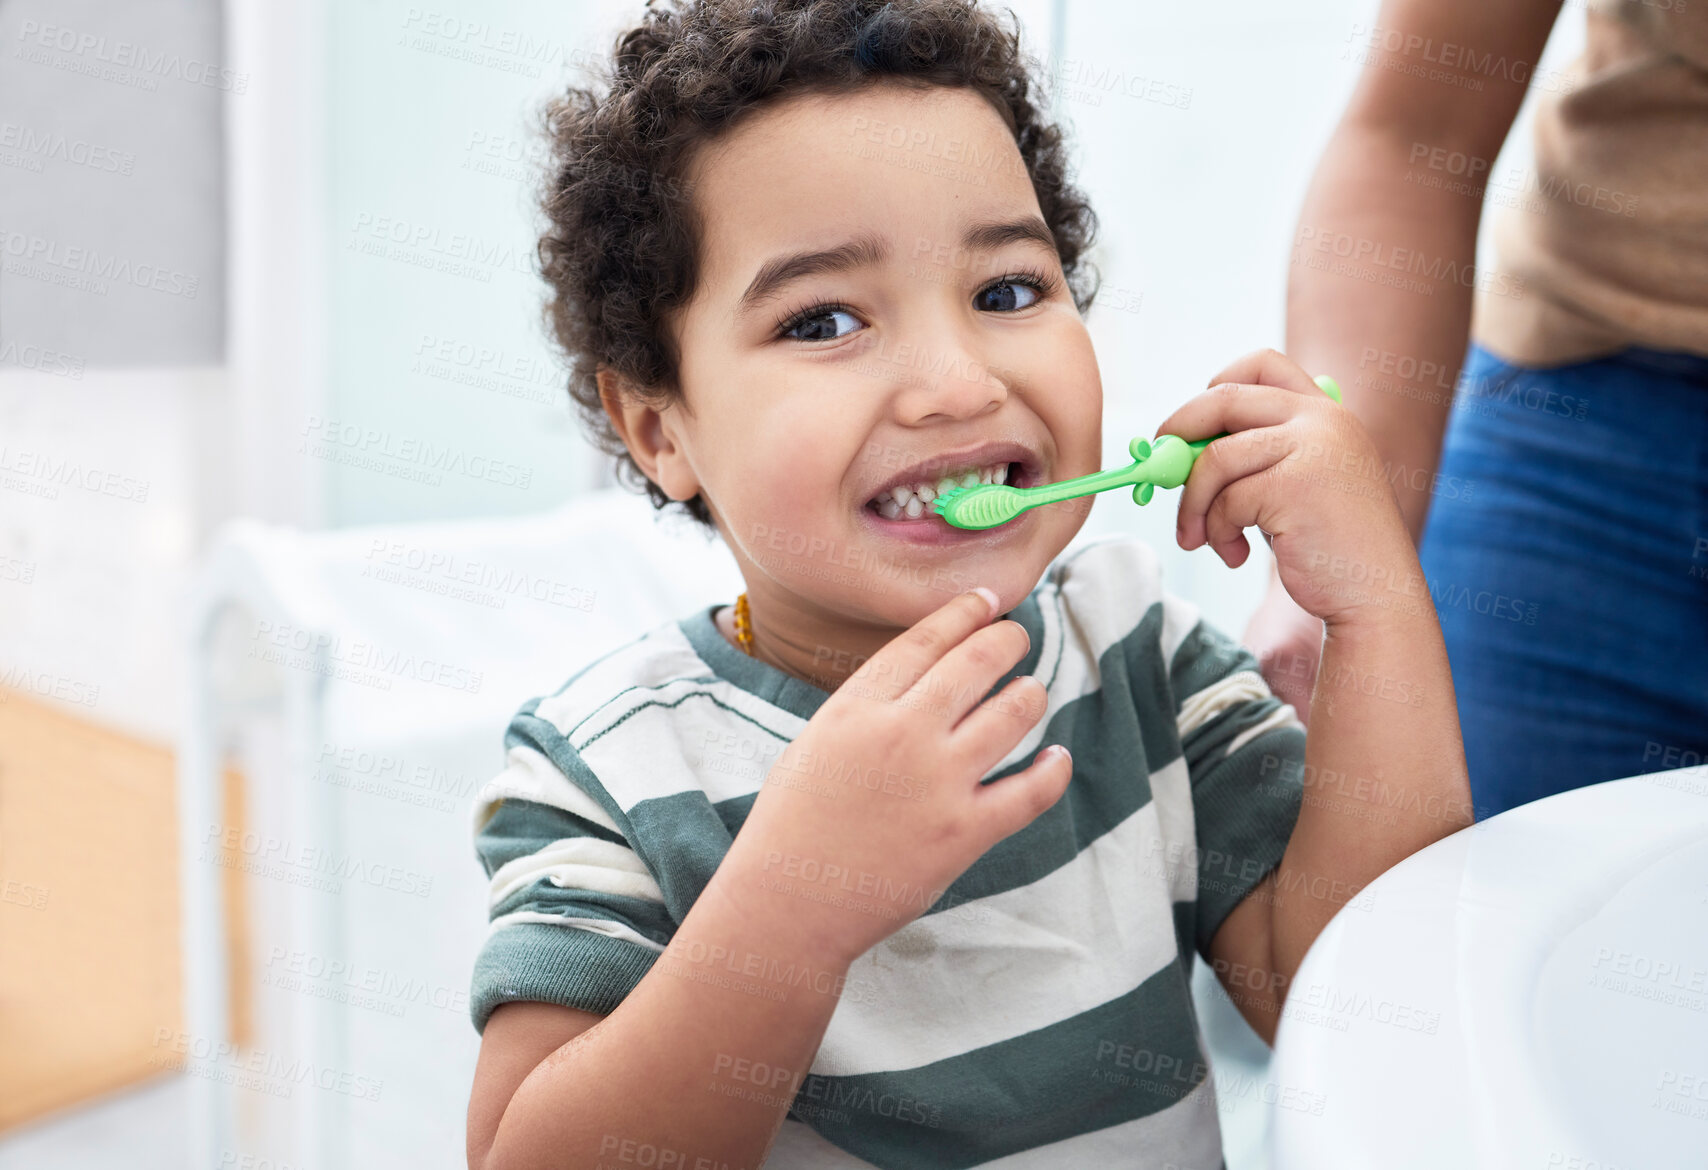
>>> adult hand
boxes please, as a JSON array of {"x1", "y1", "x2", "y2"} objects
[{"x1": 1243, "y1": 571, "x2": 1323, "y2": 725}]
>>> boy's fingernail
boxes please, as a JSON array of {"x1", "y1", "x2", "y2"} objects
[{"x1": 971, "y1": 586, "x2": 1001, "y2": 617}]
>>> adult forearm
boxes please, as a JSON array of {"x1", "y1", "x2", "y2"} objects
[
  {"x1": 1287, "y1": 121, "x2": 1485, "y2": 542},
  {"x1": 1269, "y1": 552, "x2": 1472, "y2": 980},
  {"x1": 482, "y1": 849, "x2": 853, "y2": 1170}
]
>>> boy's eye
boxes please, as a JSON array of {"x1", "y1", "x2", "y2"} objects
[
  {"x1": 783, "y1": 307, "x2": 863, "y2": 342},
  {"x1": 778, "y1": 271, "x2": 1052, "y2": 341},
  {"x1": 975, "y1": 279, "x2": 1041, "y2": 313}
]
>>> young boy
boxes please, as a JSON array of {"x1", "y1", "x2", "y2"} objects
[{"x1": 465, "y1": 2, "x2": 1470, "y2": 1167}]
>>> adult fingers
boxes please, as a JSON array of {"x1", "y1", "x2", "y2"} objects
[{"x1": 1206, "y1": 348, "x2": 1322, "y2": 397}]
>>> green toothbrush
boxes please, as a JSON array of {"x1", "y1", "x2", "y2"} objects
[{"x1": 932, "y1": 375, "x2": 1343, "y2": 530}]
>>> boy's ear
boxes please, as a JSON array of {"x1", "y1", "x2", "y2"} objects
[{"x1": 596, "y1": 367, "x2": 701, "y2": 503}]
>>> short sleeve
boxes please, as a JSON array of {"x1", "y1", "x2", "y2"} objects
[
  {"x1": 467, "y1": 712, "x2": 677, "y2": 1033},
  {"x1": 1168, "y1": 618, "x2": 1306, "y2": 960}
]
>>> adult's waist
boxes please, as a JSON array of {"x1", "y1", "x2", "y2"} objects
[{"x1": 1473, "y1": 16, "x2": 1708, "y2": 365}]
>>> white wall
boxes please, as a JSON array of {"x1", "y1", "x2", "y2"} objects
[{"x1": 320, "y1": 1, "x2": 645, "y2": 526}]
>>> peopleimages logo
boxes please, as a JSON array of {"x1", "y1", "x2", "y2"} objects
[
  {"x1": 347, "y1": 212, "x2": 533, "y2": 280},
  {"x1": 0, "y1": 341, "x2": 84, "y2": 380},
  {"x1": 0, "y1": 665, "x2": 99, "y2": 707},
  {"x1": 0, "y1": 444, "x2": 150, "y2": 503},
  {"x1": 0, "y1": 228, "x2": 200, "y2": 298},
  {"x1": 150, "y1": 1029, "x2": 382, "y2": 1102},
  {"x1": 249, "y1": 618, "x2": 485, "y2": 695},
  {"x1": 1342, "y1": 23, "x2": 1577, "y2": 95},
  {"x1": 298, "y1": 415, "x2": 533, "y2": 490},
  {"x1": 0, "y1": 122, "x2": 135, "y2": 174},
  {"x1": 201, "y1": 822, "x2": 435, "y2": 898},
  {"x1": 13, "y1": 20, "x2": 249, "y2": 93},
  {"x1": 361, "y1": 537, "x2": 595, "y2": 612},
  {"x1": 1294, "y1": 226, "x2": 1525, "y2": 300}
]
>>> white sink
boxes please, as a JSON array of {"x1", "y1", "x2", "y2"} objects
[{"x1": 1270, "y1": 769, "x2": 1708, "y2": 1169}]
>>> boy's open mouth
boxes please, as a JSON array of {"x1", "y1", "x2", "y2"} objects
[
  {"x1": 866, "y1": 461, "x2": 1019, "y2": 520},
  {"x1": 862, "y1": 444, "x2": 1041, "y2": 522}
]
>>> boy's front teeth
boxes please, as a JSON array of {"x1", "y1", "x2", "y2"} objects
[{"x1": 872, "y1": 462, "x2": 1010, "y2": 520}]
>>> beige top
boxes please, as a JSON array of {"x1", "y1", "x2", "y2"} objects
[{"x1": 1474, "y1": 0, "x2": 1708, "y2": 365}]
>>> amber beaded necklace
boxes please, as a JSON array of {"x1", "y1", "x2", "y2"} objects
[{"x1": 733, "y1": 592, "x2": 755, "y2": 656}]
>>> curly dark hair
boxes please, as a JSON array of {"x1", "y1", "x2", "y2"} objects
[{"x1": 538, "y1": 0, "x2": 1100, "y2": 527}]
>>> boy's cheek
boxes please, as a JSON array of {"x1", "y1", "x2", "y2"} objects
[{"x1": 1023, "y1": 327, "x2": 1102, "y2": 467}]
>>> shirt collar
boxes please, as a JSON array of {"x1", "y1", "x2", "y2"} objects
[{"x1": 677, "y1": 591, "x2": 1047, "y2": 723}]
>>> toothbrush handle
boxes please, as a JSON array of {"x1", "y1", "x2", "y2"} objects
[
  {"x1": 1127, "y1": 375, "x2": 1341, "y2": 501},
  {"x1": 998, "y1": 376, "x2": 1342, "y2": 514},
  {"x1": 1008, "y1": 462, "x2": 1148, "y2": 509},
  {"x1": 990, "y1": 430, "x2": 1238, "y2": 515}
]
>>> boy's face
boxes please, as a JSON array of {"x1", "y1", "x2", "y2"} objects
[{"x1": 655, "y1": 82, "x2": 1101, "y2": 629}]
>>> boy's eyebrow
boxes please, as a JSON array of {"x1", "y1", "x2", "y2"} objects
[
  {"x1": 737, "y1": 216, "x2": 1058, "y2": 315},
  {"x1": 960, "y1": 216, "x2": 1058, "y2": 256},
  {"x1": 739, "y1": 233, "x2": 889, "y2": 315}
]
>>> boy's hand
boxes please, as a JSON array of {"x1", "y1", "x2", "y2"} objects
[
  {"x1": 1155, "y1": 348, "x2": 1419, "y2": 628},
  {"x1": 713, "y1": 588, "x2": 1073, "y2": 969}
]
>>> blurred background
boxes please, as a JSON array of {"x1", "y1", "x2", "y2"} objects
[{"x1": 0, "y1": 0, "x2": 1583, "y2": 1166}]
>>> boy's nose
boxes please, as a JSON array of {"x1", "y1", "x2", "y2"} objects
[{"x1": 886, "y1": 336, "x2": 1009, "y2": 425}]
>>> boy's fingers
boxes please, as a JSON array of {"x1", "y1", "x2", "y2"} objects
[
  {"x1": 1203, "y1": 475, "x2": 1272, "y2": 568},
  {"x1": 952, "y1": 673, "x2": 1048, "y2": 771},
  {"x1": 1153, "y1": 382, "x2": 1297, "y2": 446},
  {"x1": 904, "y1": 619, "x2": 1031, "y2": 726},
  {"x1": 850, "y1": 588, "x2": 1000, "y2": 703},
  {"x1": 1174, "y1": 426, "x2": 1292, "y2": 550},
  {"x1": 1207, "y1": 348, "x2": 1321, "y2": 397},
  {"x1": 977, "y1": 742, "x2": 1074, "y2": 841}
]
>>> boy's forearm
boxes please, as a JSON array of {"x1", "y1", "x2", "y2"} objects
[
  {"x1": 483, "y1": 849, "x2": 852, "y2": 1170},
  {"x1": 1268, "y1": 554, "x2": 1472, "y2": 981},
  {"x1": 1286, "y1": 121, "x2": 1482, "y2": 542}
]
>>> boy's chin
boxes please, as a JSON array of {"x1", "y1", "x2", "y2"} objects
[
  {"x1": 756, "y1": 506, "x2": 1082, "y2": 625},
  {"x1": 854, "y1": 559, "x2": 1052, "y2": 627}
]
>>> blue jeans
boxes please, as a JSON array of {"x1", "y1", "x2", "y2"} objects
[{"x1": 1418, "y1": 344, "x2": 1708, "y2": 818}]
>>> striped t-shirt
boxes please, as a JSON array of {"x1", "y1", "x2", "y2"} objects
[{"x1": 469, "y1": 537, "x2": 1306, "y2": 1169}]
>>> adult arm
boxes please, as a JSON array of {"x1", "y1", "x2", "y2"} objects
[
  {"x1": 1289, "y1": 0, "x2": 1563, "y2": 535},
  {"x1": 1250, "y1": 0, "x2": 1564, "y2": 719}
]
